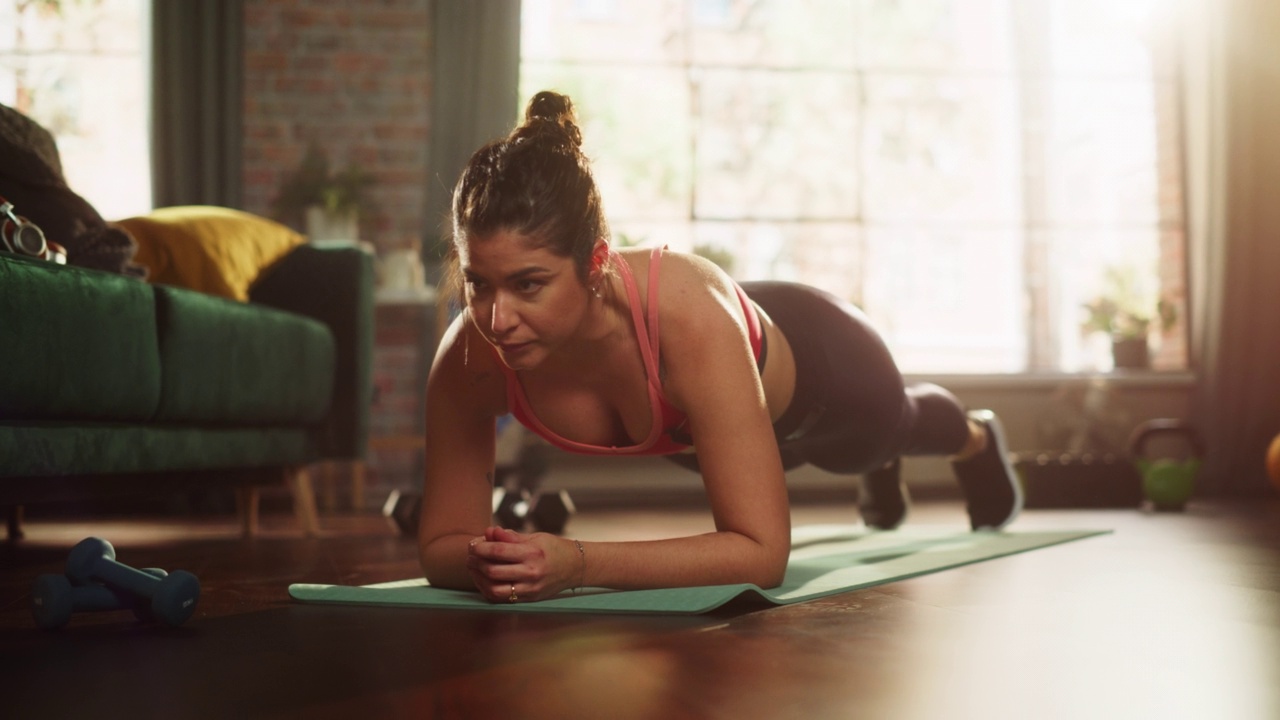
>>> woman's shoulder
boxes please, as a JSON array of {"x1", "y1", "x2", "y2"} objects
[
  {"x1": 429, "y1": 314, "x2": 509, "y2": 415},
  {"x1": 615, "y1": 246, "x2": 731, "y2": 301},
  {"x1": 616, "y1": 246, "x2": 741, "y2": 336}
]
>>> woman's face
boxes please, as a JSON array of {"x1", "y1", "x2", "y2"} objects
[{"x1": 459, "y1": 229, "x2": 590, "y2": 370}]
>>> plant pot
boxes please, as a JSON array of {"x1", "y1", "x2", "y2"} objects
[
  {"x1": 1111, "y1": 337, "x2": 1149, "y2": 369},
  {"x1": 304, "y1": 206, "x2": 359, "y2": 243}
]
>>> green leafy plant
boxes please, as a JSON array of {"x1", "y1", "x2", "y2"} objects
[
  {"x1": 692, "y1": 243, "x2": 736, "y2": 274},
  {"x1": 272, "y1": 143, "x2": 373, "y2": 227},
  {"x1": 1081, "y1": 265, "x2": 1177, "y2": 341}
]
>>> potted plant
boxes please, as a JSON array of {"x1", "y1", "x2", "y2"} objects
[
  {"x1": 272, "y1": 143, "x2": 373, "y2": 242},
  {"x1": 1081, "y1": 266, "x2": 1177, "y2": 369}
]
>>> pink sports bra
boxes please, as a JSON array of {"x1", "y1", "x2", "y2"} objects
[{"x1": 498, "y1": 247, "x2": 764, "y2": 456}]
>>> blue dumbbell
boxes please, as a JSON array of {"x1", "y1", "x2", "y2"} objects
[
  {"x1": 65, "y1": 537, "x2": 200, "y2": 628},
  {"x1": 31, "y1": 568, "x2": 168, "y2": 630}
]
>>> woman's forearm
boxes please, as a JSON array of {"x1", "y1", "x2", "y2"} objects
[
  {"x1": 424, "y1": 526, "x2": 789, "y2": 599},
  {"x1": 581, "y1": 530, "x2": 788, "y2": 590}
]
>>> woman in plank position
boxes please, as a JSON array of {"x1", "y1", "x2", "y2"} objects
[{"x1": 418, "y1": 91, "x2": 1022, "y2": 603}]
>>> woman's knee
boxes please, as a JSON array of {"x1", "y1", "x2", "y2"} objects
[{"x1": 902, "y1": 383, "x2": 970, "y2": 455}]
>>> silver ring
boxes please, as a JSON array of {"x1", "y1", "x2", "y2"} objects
[{"x1": 508, "y1": 583, "x2": 518, "y2": 603}]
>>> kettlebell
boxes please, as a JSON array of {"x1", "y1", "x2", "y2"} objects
[{"x1": 1128, "y1": 419, "x2": 1203, "y2": 511}]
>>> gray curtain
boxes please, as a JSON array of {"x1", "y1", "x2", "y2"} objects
[
  {"x1": 423, "y1": 0, "x2": 522, "y2": 262},
  {"x1": 150, "y1": 0, "x2": 244, "y2": 209},
  {"x1": 1185, "y1": 0, "x2": 1280, "y2": 495}
]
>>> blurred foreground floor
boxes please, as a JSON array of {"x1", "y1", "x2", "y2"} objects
[{"x1": 2, "y1": 498, "x2": 1278, "y2": 719}]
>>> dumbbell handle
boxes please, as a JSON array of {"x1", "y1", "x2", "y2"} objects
[
  {"x1": 88, "y1": 557, "x2": 163, "y2": 597},
  {"x1": 66, "y1": 538, "x2": 160, "y2": 596},
  {"x1": 69, "y1": 569, "x2": 168, "y2": 611},
  {"x1": 1128, "y1": 419, "x2": 1203, "y2": 459}
]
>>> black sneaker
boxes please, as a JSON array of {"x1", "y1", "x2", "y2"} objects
[
  {"x1": 859, "y1": 458, "x2": 909, "y2": 530},
  {"x1": 952, "y1": 410, "x2": 1023, "y2": 530}
]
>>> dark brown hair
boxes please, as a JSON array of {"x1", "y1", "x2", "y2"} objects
[{"x1": 450, "y1": 91, "x2": 608, "y2": 281}]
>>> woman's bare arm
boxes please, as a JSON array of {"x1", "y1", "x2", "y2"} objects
[
  {"x1": 417, "y1": 316, "x2": 506, "y2": 589},
  {"x1": 635, "y1": 252, "x2": 792, "y2": 587}
]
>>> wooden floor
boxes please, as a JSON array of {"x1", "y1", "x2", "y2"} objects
[{"x1": 2, "y1": 497, "x2": 1278, "y2": 719}]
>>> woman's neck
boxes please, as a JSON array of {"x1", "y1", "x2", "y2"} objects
[{"x1": 530, "y1": 276, "x2": 630, "y2": 378}]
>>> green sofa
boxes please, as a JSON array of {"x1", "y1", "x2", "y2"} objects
[{"x1": 0, "y1": 243, "x2": 374, "y2": 537}]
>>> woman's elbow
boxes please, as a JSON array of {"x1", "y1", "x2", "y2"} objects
[
  {"x1": 418, "y1": 542, "x2": 468, "y2": 591},
  {"x1": 752, "y1": 547, "x2": 789, "y2": 589}
]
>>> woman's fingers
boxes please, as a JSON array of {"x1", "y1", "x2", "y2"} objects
[
  {"x1": 467, "y1": 530, "x2": 559, "y2": 602},
  {"x1": 470, "y1": 529, "x2": 536, "y2": 563},
  {"x1": 490, "y1": 526, "x2": 523, "y2": 542},
  {"x1": 485, "y1": 525, "x2": 523, "y2": 542}
]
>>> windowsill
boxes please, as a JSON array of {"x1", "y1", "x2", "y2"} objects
[{"x1": 903, "y1": 370, "x2": 1197, "y2": 391}]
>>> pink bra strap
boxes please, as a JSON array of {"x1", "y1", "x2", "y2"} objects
[
  {"x1": 647, "y1": 246, "x2": 664, "y2": 359},
  {"x1": 613, "y1": 250, "x2": 660, "y2": 380}
]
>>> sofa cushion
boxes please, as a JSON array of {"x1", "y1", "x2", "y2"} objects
[
  {"x1": 116, "y1": 206, "x2": 305, "y2": 301},
  {"x1": 250, "y1": 244, "x2": 375, "y2": 458},
  {"x1": 0, "y1": 252, "x2": 160, "y2": 421},
  {"x1": 152, "y1": 284, "x2": 334, "y2": 425},
  {"x1": 0, "y1": 422, "x2": 317, "y2": 478}
]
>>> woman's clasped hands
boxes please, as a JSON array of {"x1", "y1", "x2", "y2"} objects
[{"x1": 466, "y1": 527, "x2": 585, "y2": 603}]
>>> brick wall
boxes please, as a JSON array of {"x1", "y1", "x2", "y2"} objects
[
  {"x1": 240, "y1": 0, "x2": 432, "y2": 252},
  {"x1": 241, "y1": 0, "x2": 435, "y2": 504},
  {"x1": 366, "y1": 301, "x2": 437, "y2": 504}
]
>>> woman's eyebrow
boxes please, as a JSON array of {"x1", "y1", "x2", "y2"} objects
[
  {"x1": 462, "y1": 266, "x2": 554, "y2": 281},
  {"x1": 505, "y1": 266, "x2": 553, "y2": 281}
]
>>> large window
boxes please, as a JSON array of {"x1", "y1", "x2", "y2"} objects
[
  {"x1": 0, "y1": 0, "x2": 151, "y2": 220},
  {"x1": 521, "y1": 0, "x2": 1187, "y2": 374}
]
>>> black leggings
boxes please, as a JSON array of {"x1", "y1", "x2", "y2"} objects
[{"x1": 671, "y1": 282, "x2": 971, "y2": 475}]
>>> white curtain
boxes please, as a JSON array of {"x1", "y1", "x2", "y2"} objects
[{"x1": 1184, "y1": 0, "x2": 1280, "y2": 494}]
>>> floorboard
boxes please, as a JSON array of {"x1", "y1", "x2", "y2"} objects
[{"x1": 2, "y1": 498, "x2": 1277, "y2": 719}]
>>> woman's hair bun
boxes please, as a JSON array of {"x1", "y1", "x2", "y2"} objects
[{"x1": 519, "y1": 90, "x2": 583, "y2": 148}]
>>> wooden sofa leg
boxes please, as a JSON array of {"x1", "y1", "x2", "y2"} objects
[
  {"x1": 351, "y1": 461, "x2": 366, "y2": 512},
  {"x1": 286, "y1": 466, "x2": 320, "y2": 537},
  {"x1": 7, "y1": 505, "x2": 24, "y2": 542},
  {"x1": 237, "y1": 487, "x2": 261, "y2": 538}
]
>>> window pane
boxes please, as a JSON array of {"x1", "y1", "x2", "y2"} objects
[
  {"x1": 857, "y1": 0, "x2": 1015, "y2": 72},
  {"x1": 689, "y1": 0, "x2": 857, "y2": 69},
  {"x1": 694, "y1": 220, "x2": 865, "y2": 302},
  {"x1": 862, "y1": 74, "x2": 1021, "y2": 224},
  {"x1": 521, "y1": 0, "x2": 686, "y2": 65},
  {"x1": 520, "y1": 0, "x2": 1187, "y2": 374},
  {"x1": 0, "y1": 0, "x2": 151, "y2": 220},
  {"x1": 863, "y1": 226, "x2": 1026, "y2": 373},
  {"x1": 1041, "y1": 80, "x2": 1161, "y2": 226},
  {"x1": 1046, "y1": 0, "x2": 1165, "y2": 79},
  {"x1": 694, "y1": 69, "x2": 860, "y2": 220}
]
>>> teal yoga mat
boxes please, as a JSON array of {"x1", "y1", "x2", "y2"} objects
[{"x1": 289, "y1": 526, "x2": 1107, "y2": 615}]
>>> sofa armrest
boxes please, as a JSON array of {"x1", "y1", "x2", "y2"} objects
[{"x1": 249, "y1": 244, "x2": 374, "y2": 460}]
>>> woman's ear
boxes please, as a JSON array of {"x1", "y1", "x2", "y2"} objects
[
  {"x1": 588, "y1": 240, "x2": 610, "y2": 298},
  {"x1": 591, "y1": 240, "x2": 609, "y2": 272}
]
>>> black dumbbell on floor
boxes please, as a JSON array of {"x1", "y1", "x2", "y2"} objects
[
  {"x1": 383, "y1": 486, "x2": 576, "y2": 536},
  {"x1": 64, "y1": 537, "x2": 201, "y2": 628},
  {"x1": 492, "y1": 488, "x2": 576, "y2": 535},
  {"x1": 31, "y1": 568, "x2": 168, "y2": 630},
  {"x1": 382, "y1": 489, "x2": 422, "y2": 536}
]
